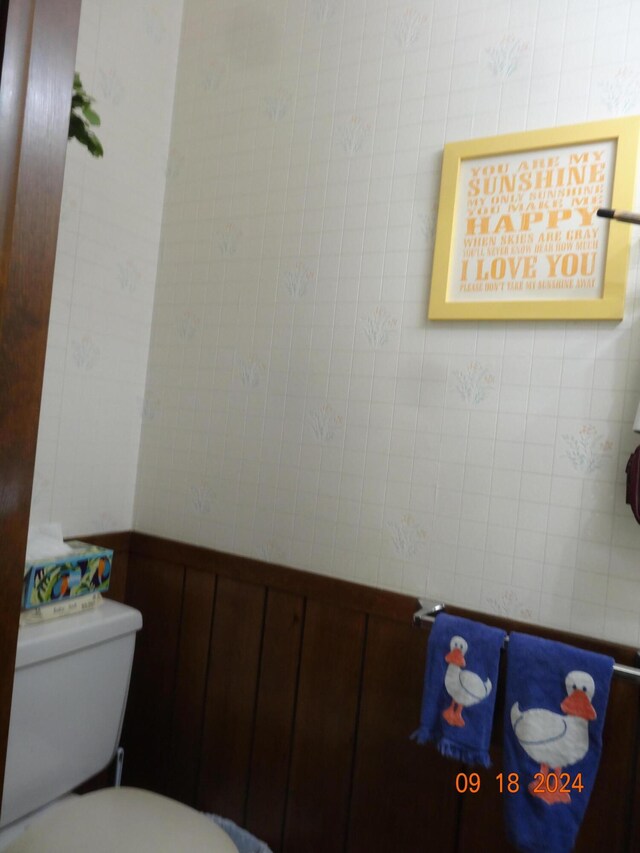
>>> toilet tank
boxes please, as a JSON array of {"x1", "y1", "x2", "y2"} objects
[{"x1": 0, "y1": 600, "x2": 142, "y2": 829}]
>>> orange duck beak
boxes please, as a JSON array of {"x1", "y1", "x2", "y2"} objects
[
  {"x1": 561, "y1": 689, "x2": 597, "y2": 720},
  {"x1": 445, "y1": 648, "x2": 465, "y2": 667}
]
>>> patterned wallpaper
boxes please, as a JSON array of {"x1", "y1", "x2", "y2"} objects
[
  {"x1": 135, "y1": 0, "x2": 640, "y2": 645},
  {"x1": 30, "y1": 0, "x2": 183, "y2": 533},
  {"x1": 136, "y1": 1, "x2": 640, "y2": 644},
  {"x1": 34, "y1": 0, "x2": 640, "y2": 645}
]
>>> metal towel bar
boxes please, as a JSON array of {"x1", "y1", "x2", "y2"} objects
[{"x1": 413, "y1": 598, "x2": 640, "y2": 684}]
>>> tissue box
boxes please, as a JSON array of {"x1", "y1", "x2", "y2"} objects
[{"x1": 23, "y1": 540, "x2": 112, "y2": 610}]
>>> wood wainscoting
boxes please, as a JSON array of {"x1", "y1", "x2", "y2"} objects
[{"x1": 115, "y1": 532, "x2": 640, "y2": 853}]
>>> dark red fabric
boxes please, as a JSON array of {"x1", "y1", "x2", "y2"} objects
[{"x1": 626, "y1": 447, "x2": 640, "y2": 523}]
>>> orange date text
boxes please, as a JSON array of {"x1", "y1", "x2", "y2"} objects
[{"x1": 454, "y1": 772, "x2": 584, "y2": 795}]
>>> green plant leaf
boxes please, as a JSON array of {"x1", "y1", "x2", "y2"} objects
[
  {"x1": 85, "y1": 131, "x2": 104, "y2": 158},
  {"x1": 68, "y1": 112, "x2": 86, "y2": 141},
  {"x1": 70, "y1": 71, "x2": 103, "y2": 157},
  {"x1": 82, "y1": 104, "x2": 101, "y2": 126}
]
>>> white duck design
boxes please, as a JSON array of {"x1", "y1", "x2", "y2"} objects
[
  {"x1": 442, "y1": 635, "x2": 492, "y2": 727},
  {"x1": 511, "y1": 670, "x2": 596, "y2": 803}
]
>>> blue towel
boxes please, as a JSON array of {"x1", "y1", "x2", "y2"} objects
[
  {"x1": 503, "y1": 632, "x2": 614, "y2": 853},
  {"x1": 204, "y1": 814, "x2": 273, "y2": 853},
  {"x1": 412, "y1": 612, "x2": 506, "y2": 767}
]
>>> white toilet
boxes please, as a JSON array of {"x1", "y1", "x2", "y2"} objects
[{"x1": 0, "y1": 600, "x2": 238, "y2": 852}]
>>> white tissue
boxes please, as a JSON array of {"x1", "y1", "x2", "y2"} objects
[{"x1": 25, "y1": 522, "x2": 74, "y2": 568}]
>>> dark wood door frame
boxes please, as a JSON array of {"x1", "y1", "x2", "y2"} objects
[
  {"x1": 0, "y1": 0, "x2": 81, "y2": 798},
  {"x1": 0, "y1": 3, "x2": 10, "y2": 76}
]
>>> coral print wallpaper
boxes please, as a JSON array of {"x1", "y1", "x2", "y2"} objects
[{"x1": 35, "y1": 0, "x2": 640, "y2": 646}]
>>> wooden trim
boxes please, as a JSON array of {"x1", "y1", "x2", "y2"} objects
[
  {"x1": 0, "y1": 0, "x2": 31, "y2": 321},
  {"x1": 129, "y1": 532, "x2": 638, "y2": 665},
  {"x1": 0, "y1": 0, "x2": 81, "y2": 798},
  {"x1": 0, "y1": 1, "x2": 11, "y2": 91},
  {"x1": 130, "y1": 532, "x2": 427, "y2": 626},
  {"x1": 76, "y1": 530, "x2": 132, "y2": 552}
]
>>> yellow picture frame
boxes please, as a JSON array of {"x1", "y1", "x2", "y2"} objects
[{"x1": 427, "y1": 117, "x2": 640, "y2": 321}]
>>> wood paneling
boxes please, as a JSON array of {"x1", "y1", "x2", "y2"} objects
[
  {"x1": 347, "y1": 616, "x2": 460, "y2": 853},
  {"x1": 628, "y1": 653, "x2": 640, "y2": 853},
  {"x1": 123, "y1": 534, "x2": 640, "y2": 853},
  {"x1": 122, "y1": 556, "x2": 185, "y2": 794},
  {"x1": 453, "y1": 652, "x2": 512, "y2": 851},
  {"x1": 198, "y1": 576, "x2": 266, "y2": 823},
  {"x1": 169, "y1": 568, "x2": 216, "y2": 805},
  {"x1": 245, "y1": 589, "x2": 304, "y2": 851},
  {"x1": 282, "y1": 600, "x2": 366, "y2": 853},
  {"x1": 0, "y1": 0, "x2": 81, "y2": 799},
  {"x1": 577, "y1": 676, "x2": 639, "y2": 852}
]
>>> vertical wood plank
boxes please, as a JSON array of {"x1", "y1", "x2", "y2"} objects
[
  {"x1": 245, "y1": 589, "x2": 304, "y2": 850},
  {"x1": 577, "y1": 678, "x2": 640, "y2": 852},
  {"x1": 347, "y1": 616, "x2": 460, "y2": 853},
  {"x1": 122, "y1": 555, "x2": 185, "y2": 795},
  {"x1": 626, "y1": 655, "x2": 640, "y2": 852},
  {"x1": 282, "y1": 600, "x2": 366, "y2": 853},
  {"x1": 168, "y1": 567, "x2": 216, "y2": 805},
  {"x1": 198, "y1": 576, "x2": 266, "y2": 823}
]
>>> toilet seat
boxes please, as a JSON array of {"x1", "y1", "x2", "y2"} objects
[{"x1": 3, "y1": 787, "x2": 239, "y2": 853}]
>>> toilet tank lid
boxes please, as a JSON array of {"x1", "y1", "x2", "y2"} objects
[{"x1": 15, "y1": 600, "x2": 143, "y2": 669}]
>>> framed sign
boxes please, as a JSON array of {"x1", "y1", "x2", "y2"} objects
[{"x1": 428, "y1": 117, "x2": 640, "y2": 320}]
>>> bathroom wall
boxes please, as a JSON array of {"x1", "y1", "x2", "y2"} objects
[
  {"x1": 30, "y1": 0, "x2": 183, "y2": 534},
  {"x1": 133, "y1": 0, "x2": 640, "y2": 645}
]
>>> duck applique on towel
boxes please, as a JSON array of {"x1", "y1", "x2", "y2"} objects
[
  {"x1": 412, "y1": 613, "x2": 505, "y2": 767},
  {"x1": 503, "y1": 633, "x2": 613, "y2": 853},
  {"x1": 442, "y1": 635, "x2": 493, "y2": 727},
  {"x1": 510, "y1": 670, "x2": 596, "y2": 804}
]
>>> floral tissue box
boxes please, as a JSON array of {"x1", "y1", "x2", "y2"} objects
[{"x1": 23, "y1": 540, "x2": 112, "y2": 610}]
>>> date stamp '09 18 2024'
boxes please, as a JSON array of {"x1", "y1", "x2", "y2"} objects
[{"x1": 456, "y1": 772, "x2": 584, "y2": 797}]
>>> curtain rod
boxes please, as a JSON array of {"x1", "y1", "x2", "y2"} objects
[{"x1": 413, "y1": 598, "x2": 640, "y2": 684}]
